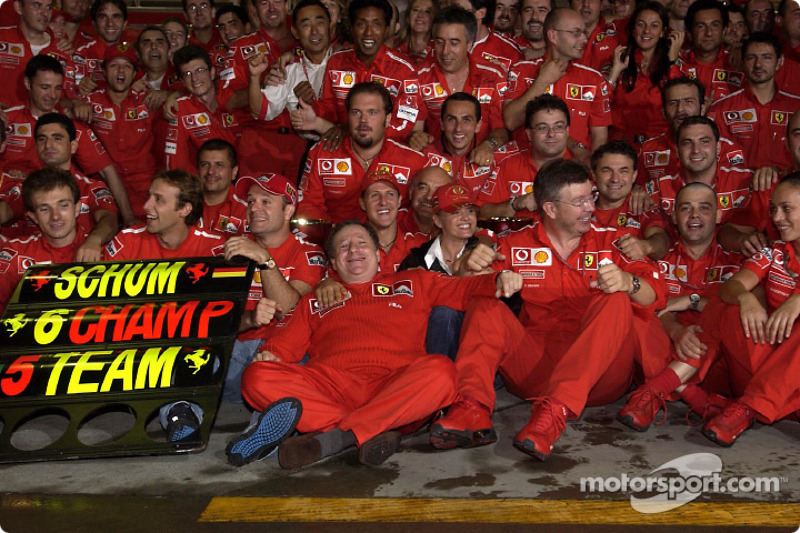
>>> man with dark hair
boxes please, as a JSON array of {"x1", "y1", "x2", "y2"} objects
[
  {"x1": 75, "y1": 0, "x2": 130, "y2": 94},
  {"x1": 216, "y1": 4, "x2": 250, "y2": 48},
  {"x1": 297, "y1": 82, "x2": 429, "y2": 223},
  {"x1": 504, "y1": 8, "x2": 612, "y2": 151},
  {"x1": 307, "y1": 0, "x2": 423, "y2": 144},
  {"x1": 196, "y1": 138, "x2": 248, "y2": 238},
  {"x1": 227, "y1": 220, "x2": 522, "y2": 468},
  {"x1": 777, "y1": 0, "x2": 800, "y2": 62},
  {"x1": 479, "y1": 93, "x2": 571, "y2": 218},
  {"x1": 184, "y1": 0, "x2": 221, "y2": 52},
  {"x1": 725, "y1": 3, "x2": 748, "y2": 55},
  {"x1": 134, "y1": 25, "x2": 182, "y2": 93},
  {"x1": 591, "y1": 140, "x2": 670, "y2": 261},
  {"x1": 571, "y1": 0, "x2": 619, "y2": 72},
  {"x1": 494, "y1": 0, "x2": 519, "y2": 36},
  {"x1": 251, "y1": 0, "x2": 296, "y2": 53},
  {"x1": 680, "y1": 0, "x2": 743, "y2": 103},
  {"x1": 414, "y1": 7, "x2": 510, "y2": 167},
  {"x1": 450, "y1": 0, "x2": 523, "y2": 72},
  {"x1": 649, "y1": 116, "x2": 753, "y2": 223},
  {"x1": 1, "y1": 55, "x2": 135, "y2": 224},
  {"x1": 638, "y1": 77, "x2": 748, "y2": 187},
  {"x1": 165, "y1": 45, "x2": 242, "y2": 174},
  {"x1": 84, "y1": 43, "x2": 162, "y2": 220},
  {"x1": 708, "y1": 32, "x2": 800, "y2": 170},
  {"x1": 0, "y1": 168, "x2": 93, "y2": 313},
  {"x1": 103, "y1": 169, "x2": 224, "y2": 261},
  {"x1": 432, "y1": 158, "x2": 668, "y2": 460},
  {"x1": 515, "y1": 0, "x2": 552, "y2": 59},
  {"x1": 423, "y1": 92, "x2": 505, "y2": 195},
  {"x1": 747, "y1": 0, "x2": 774, "y2": 35},
  {"x1": 32, "y1": 112, "x2": 119, "y2": 260}
]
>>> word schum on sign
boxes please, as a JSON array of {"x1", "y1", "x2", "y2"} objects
[{"x1": 0, "y1": 256, "x2": 254, "y2": 462}]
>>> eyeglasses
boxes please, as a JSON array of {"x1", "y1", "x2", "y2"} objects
[
  {"x1": 181, "y1": 66, "x2": 210, "y2": 79},
  {"x1": 531, "y1": 123, "x2": 567, "y2": 135},
  {"x1": 552, "y1": 191, "x2": 599, "y2": 209},
  {"x1": 187, "y1": 2, "x2": 211, "y2": 11},
  {"x1": 552, "y1": 28, "x2": 589, "y2": 38}
]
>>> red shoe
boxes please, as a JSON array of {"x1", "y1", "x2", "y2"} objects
[
  {"x1": 617, "y1": 386, "x2": 667, "y2": 432},
  {"x1": 513, "y1": 398, "x2": 568, "y2": 461},
  {"x1": 687, "y1": 393, "x2": 733, "y2": 427},
  {"x1": 702, "y1": 401, "x2": 754, "y2": 447},
  {"x1": 430, "y1": 397, "x2": 496, "y2": 449}
]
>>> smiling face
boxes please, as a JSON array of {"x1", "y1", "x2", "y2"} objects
[
  {"x1": 198, "y1": 149, "x2": 237, "y2": 196},
  {"x1": 217, "y1": 11, "x2": 248, "y2": 45},
  {"x1": 163, "y1": 20, "x2": 188, "y2": 53},
  {"x1": 771, "y1": 181, "x2": 800, "y2": 243},
  {"x1": 527, "y1": 108, "x2": 569, "y2": 159},
  {"x1": 409, "y1": 0, "x2": 435, "y2": 34},
  {"x1": 409, "y1": 167, "x2": 452, "y2": 223},
  {"x1": 94, "y1": 2, "x2": 126, "y2": 44},
  {"x1": 495, "y1": 0, "x2": 519, "y2": 32},
  {"x1": 179, "y1": 57, "x2": 215, "y2": 98},
  {"x1": 441, "y1": 99, "x2": 481, "y2": 155},
  {"x1": 360, "y1": 181, "x2": 400, "y2": 230},
  {"x1": 433, "y1": 22, "x2": 472, "y2": 74},
  {"x1": 36, "y1": 122, "x2": 76, "y2": 169},
  {"x1": 292, "y1": 4, "x2": 331, "y2": 56},
  {"x1": 27, "y1": 185, "x2": 80, "y2": 246},
  {"x1": 632, "y1": 9, "x2": 664, "y2": 52},
  {"x1": 547, "y1": 180, "x2": 596, "y2": 237},
  {"x1": 186, "y1": 0, "x2": 215, "y2": 30},
  {"x1": 520, "y1": 0, "x2": 550, "y2": 41},
  {"x1": 26, "y1": 70, "x2": 63, "y2": 115},
  {"x1": 593, "y1": 152, "x2": 636, "y2": 206},
  {"x1": 673, "y1": 185, "x2": 718, "y2": 245},
  {"x1": 677, "y1": 123, "x2": 719, "y2": 176},
  {"x1": 254, "y1": 0, "x2": 288, "y2": 31},
  {"x1": 329, "y1": 224, "x2": 380, "y2": 283},
  {"x1": 548, "y1": 10, "x2": 588, "y2": 60},
  {"x1": 143, "y1": 178, "x2": 191, "y2": 235},
  {"x1": 352, "y1": 6, "x2": 388, "y2": 61},
  {"x1": 434, "y1": 204, "x2": 477, "y2": 239},
  {"x1": 245, "y1": 183, "x2": 292, "y2": 237}
]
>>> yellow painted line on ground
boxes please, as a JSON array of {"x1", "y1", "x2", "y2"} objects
[{"x1": 199, "y1": 497, "x2": 800, "y2": 525}]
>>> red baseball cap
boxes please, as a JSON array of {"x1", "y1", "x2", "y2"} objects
[
  {"x1": 104, "y1": 43, "x2": 138, "y2": 69},
  {"x1": 235, "y1": 173, "x2": 298, "y2": 205},
  {"x1": 361, "y1": 168, "x2": 399, "y2": 194},
  {"x1": 433, "y1": 183, "x2": 476, "y2": 213}
]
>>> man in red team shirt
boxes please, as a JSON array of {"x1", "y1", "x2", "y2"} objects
[
  {"x1": 297, "y1": 82, "x2": 429, "y2": 223},
  {"x1": 450, "y1": 0, "x2": 523, "y2": 73},
  {"x1": 503, "y1": 8, "x2": 612, "y2": 151},
  {"x1": 412, "y1": 7, "x2": 510, "y2": 166},
  {"x1": 515, "y1": 0, "x2": 552, "y2": 60},
  {"x1": 431, "y1": 158, "x2": 668, "y2": 460},
  {"x1": 0, "y1": 168, "x2": 94, "y2": 313},
  {"x1": 85, "y1": 43, "x2": 162, "y2": 220},
  {"x1": 308, "y1": 0, "x2": 423, "y2": 144},
  {"x1": 219, "y1": 172, "x2": 325, "y2": 405},
  {"x1": 104, "y1": 169, "x2": 224, "y2": 261},
  {"x1": 196, "y1": 139, "x2": 248, "y2": 238},
  {"x1": 399, "y1": 166, "x2": 454, "y2": 235},
  {"x1": 184, "y1": 0, "x2": 221, "y2": 52},
  {"x1": 2, "y1": 55, "x2": 135, "y2": 225},
  {"x1": 648, "y1": 116, "x2": 753, "y2": 224},
  {"x1": 479, "y1": 93, "x2": 570, "y2": 219},
  {"x1": 423, "y1": 92, "x2": 503, "y2": 195},
  {"x1": 165, "y1": 45, "x2": 242, "y2": 174},
  {"x1": 494, "y1": 0, "x2": 520, "y2": 37},
  {"x1": 225, "y1": 220, "x2": 522, "y2": 467},
  {"x1": 709, "y1": 32, "x2": 800, "y2": 171},
  {"x1": 75, "y1": 0, "x2": 130, "y2": 95},
  {"x1": 617, "y1": 182, "x2": 743, "y2": 432},
  {"x1": 777, "y1": 0, "x2": 800, "y2": 62},
  {"x1": 572, "y1": 0, "x2": 619, "y2": 73},
  {"x1": 679, "y1": 0, "x2": 744, "y2": 104},
  {"x1": 33, "y1": 112, "x2": 119, "y2": 261}
]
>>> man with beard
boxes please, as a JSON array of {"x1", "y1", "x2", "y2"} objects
[
  {"x1": 514, "y1": 0, "x2": 552, "y2": 59},
  {"x1": 709, "y1": 32, "x2": 800, "y2": 171},
  {"x1": 297, "y1": 82, "x2": 428, "y2": 223},
  {"x1": 494, "y1": 0, "x2": 520, "y2": 37},
  {"x1": 196, "y1": 139, "x2": 248, "y2": 238},
  {"x1": 503, "y1": 8, "x2": 612, "y2": 151}
]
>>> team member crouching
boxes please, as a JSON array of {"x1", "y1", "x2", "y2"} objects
[
  {"x1": 695, "y1": 173, "x2": 800, "y2": 446},
  {"x1": 226, "y1": 221, "x2": 522, "y2": 468},
  {"x1": 432, "y1": 159, "x2": 670, "y2": 460},
  {"x1": 617, "y1": 183, "x2": 744, "y2": 432}
]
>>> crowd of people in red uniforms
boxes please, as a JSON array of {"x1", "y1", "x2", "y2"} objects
[{"x1": 1, "y1": 0, "x2": 800, "y2": 468}]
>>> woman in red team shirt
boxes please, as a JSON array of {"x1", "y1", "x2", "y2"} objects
[
  {"x1": 608, "y1": 2, "x2": 682, "y2": 146},
  {"x1": 398, "y1": 0, "x2": 436, "y2": 67}
]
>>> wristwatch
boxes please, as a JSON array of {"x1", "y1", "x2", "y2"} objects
[
  {"x1": 629, "y1": 275, "x2": 640, "y2": 295},
  {"x1": 689, "y1": 293, "x2": 701, "y2": 311},
  {"x1": 258, "y1": 257, "x2": 277, "y2": 270}
]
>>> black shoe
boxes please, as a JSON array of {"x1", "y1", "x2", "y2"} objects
[
  {"x1": 167, "y1": 402, "x2": 200, "y2": 443},
  {"x1": 359, "y1": 431, "x2": 402, "y2": 467},
  {"x1": 226, "y1": 398, "x2": 303, "y2": 467}
]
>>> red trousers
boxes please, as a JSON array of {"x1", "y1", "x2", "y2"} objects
[
  {"x1": 241, "y1": 354, "x2": 457, "y2": 444},
  {"x1": 698, "y1": 299, "x2": 800, "y2": 423},
  {"x1": 237, "y1": 128, "x2": 309, "y2": 182},
  {"x1": 455, "y1": 293, "x2": 670, "y2": 417}
]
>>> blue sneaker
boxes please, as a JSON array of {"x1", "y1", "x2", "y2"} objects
[
  {"x1": 226, "y1": 398, "x2": 302, "y2": 466},
  {"x1": 167, "y1": 402, "x2": 200, "y2": 443}
]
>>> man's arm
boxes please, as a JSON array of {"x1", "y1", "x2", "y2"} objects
[
  {"x1": 503, "y1": 58, "x2": 568, "y2": 131},
  {"x1": 77, "y1": 209, "x2": 119, "y2": 262},
  {"x1": 590, "y1": 125, "x2": 608, "y2": 151},
  {"x1": 98, "y1": 165, "x2": 136, "y2": 226}
]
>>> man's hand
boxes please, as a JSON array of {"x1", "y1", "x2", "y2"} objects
[
  {"x1": 290, "y1": 97, "x2": 318, "y2": 131},
  {"x1": 627, "y1": 186, "x2": 653, "y2": 215},
  {"x1": 162, "y1": 91, "x2": 180, "y2": 121},
  {"x1": 765, "y1": 294, "x2": 800, "y2": 344},
  {"x1": 590, "y1": 263, "x2": 632, "y2": 294},
  {"x1": 616, "y1": 233, "x2": 650, "y2": 261},
  {"x1": 249, "y1": 52, "x2": 271, "y2": 81},
  {"x1": 78, "y1": 76, "x2": 98, "y2": 96},
  {"x1": 408, "y1": 130, "x2": 434, "y2": 151},
  {"x1": 294, "y1": 80, "x2": 316, "y2": 104},
  {"x1": 658, "y1": 295, "x2": 692, "y2": 316},
  {"x1": 535, "y1": 57, "x2": 568, "y2": 87},
  {"x1": 495, "y1": 270, "x2": 523, "y2": 298},
  {"x1": 668, "y1": 30, "x2": 685, "y2": 61},
  {"x1": 143, "y1": 89, "x2": 169, "y2": 110},
  {"x1": 74, "y1": 240, "x2": 103, "y2": 262},
  {"x1": 320, "y1": 123, "x2": 348, "y2": 151},
  {"x1": 254, "y1": 350, "x2": 281, "y2": 362},
  {"x1": 670, "y1": 324, "x2": 706, "y2": 361},
  {"x1": 254, "y1": 297, "x2": 279, "y2": 326},
  {"x1": 131, "y1": 78, "x2": 150, "y2": 93},
  {"x1": 69, "y1": 100, "x2": 94, "y2": 123},
  {"x1": 512, "y1": 193, "x2": 536, "y2": 213},
  {"x1": 460, "y1": 242, "x2": 504, "y2": 274},
  {"x1": 739, "y1": 231, "x2": 769, "y2": 257},
  {"x1": 56, "y1": 39, "x2": 73, "y2": 53},
  {"x1": 468, "y1": 141, "x2": 495, "y2": 167},
  {"x1": 751, "y1": 166, "x2": 780, "y2": 192},
  {"x1": 224, "y1": 235, "x2": 268, "y2": 262},
  {"x1": 314, "y1": 277, "x2": 348, "y2": 308}
]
